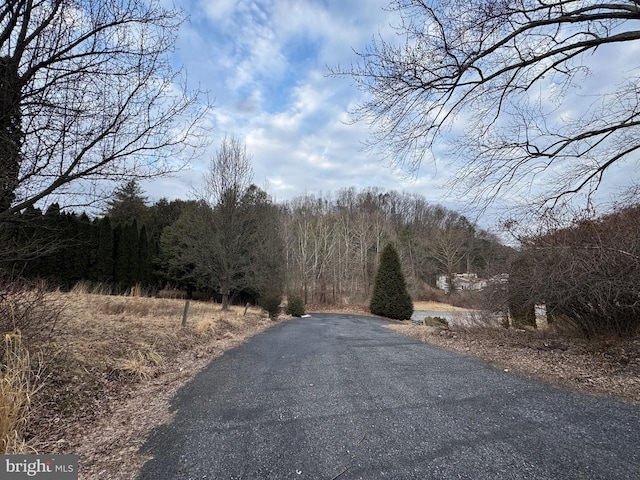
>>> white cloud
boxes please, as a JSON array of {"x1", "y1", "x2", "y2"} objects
[
  {"x1": 198, "y1": 0, "x2": 237, "y2": 23},
  {"x1": 150, "y1": 0, "x2": 468, "y2": 215}
]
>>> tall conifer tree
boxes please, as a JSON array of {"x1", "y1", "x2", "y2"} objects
[
  {"x1": 138, "y1": 225, "x2": 152, "y2": 286},
  {"x1": 95, "y1": 216, "x2": 114, "y2": 283},
  {"x1": 369, "y1": 243, "x2": 413, "y2": 320}
]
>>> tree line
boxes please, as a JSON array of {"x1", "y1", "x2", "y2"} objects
[
  {"x1": 1, "y1": 179, "x2": 505, "y2": 305},
  {"x1": 6, "y1": 176, "x2": 639, "y2": 337},
  {"x1": 282, "y1": 188, "x2": 506, "y2": 304},
  {"x1": 1, "y1": 1, "x2": 638, "y2": 341},
  {"x1": 4, "y1": 203, "x2": 153, "y2": 291}
]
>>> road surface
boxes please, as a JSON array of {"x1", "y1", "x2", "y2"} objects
[{"x1": 139, "y1": 313, "x2": 640, "y2": 479}]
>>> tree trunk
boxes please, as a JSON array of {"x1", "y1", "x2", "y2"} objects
[
  {"x1": 0, "y1": 56, "x2": 22, "y2": 214},
  {"x1": 222, "y1": 290, "x2": 230, "y2": 311}
]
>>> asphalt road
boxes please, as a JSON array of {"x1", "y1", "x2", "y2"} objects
[{"x1": 139, "y1": 313, "x2": 640, "y2": 480}]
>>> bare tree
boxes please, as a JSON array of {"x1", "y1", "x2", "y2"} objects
[
  {"x1": 285, "y1": 194, "x2": 337, "y2": 304},
  {"x1": 426, "y1": 212, "x2": 475, "y2": 292},
  {"x1": 282, "y1": 188, "x2": 500, "y2": 304},
  {"x1": 202, "y1": 137, "x2": 253, "y2": 208},
  {"x1": 335, "y1": 0, "x2": 640, "y2": 211},
  {"x1": 0, "y1": 0, "x2": 209, "y2": 220},
  {"x1": 199, "y1": 137, "x2": 256, "y2": 310}
]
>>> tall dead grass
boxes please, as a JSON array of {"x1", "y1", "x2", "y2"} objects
[
  {"x1": 28, "y1": 292, "x2": 270, "y2": 451},
  {"x1": 0, "y1": 331, "x2": 40, "y2": 454},
  {"x1": 0, "y1": 279, "x2": 65, "y2": 346}
]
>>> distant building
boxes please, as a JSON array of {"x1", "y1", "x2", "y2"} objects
[
  {"x1": 435, "y1": 275, "x2": 450, "y2": 293},
  {"x1": 436, "y1": 273, "x2": 507, "y2": 293}
]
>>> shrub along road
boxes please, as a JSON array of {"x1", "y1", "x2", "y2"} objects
[{"x1": 139, "y1": 314, "x2": 640, "y2": 479}]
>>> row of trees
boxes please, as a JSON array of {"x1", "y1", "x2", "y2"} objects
[
  {"x1": 282, "y1": 188, "x2": 506, "y2": 304},
  {"x1": 0, "y1": 137, "x2": 287, "y2": 305},
  {"x1": 5, "y1": 131, "x2": 503, "y2": 308},
  {"x1": 1, "y1": 182, "x2": 503, "y2": 308},
  {"x1": 0, "y1": 0, "x2": 210, "y2": 315},
  {"x1": 4, "y1": 140, "x2": 640, "y2": 336},
  {"x1": 4, "y1": 205, "x2": 152, "y2": 290},
  {"x1": 8, "y1": 173, "x2": 639, "y2": 337}
]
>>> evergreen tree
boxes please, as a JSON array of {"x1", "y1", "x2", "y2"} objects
[
  {"x1": 369, "y1": 243, "x2": 413, "y2": 320},
  {"x1": 71, "y1": 213, "x2": 94, "y2": 283},
  {"x1": 118, "y1": 220, "x2": 140, "y2": 287},
  {"x1": 138, "y1": 224, "x2": 152, "y2": 287},
  {"x1": 157, "y1": 204, "x2": 202, "y2": 297},
  {"x1": 147, "y1": 198, "x2": 197, "y2": 243},
  {"x1": 14, "y1": 205, "x2": 44, "y2": 277},
  {"x1": 105, "y1": 180, "x2": 149, "y2": 226},
  {"x1": 94, "y1": 216, "x2": 114, "y2": 283},
  {"x1": 58, "y1": 212, "x2": 80, "y2": 287},
  {"x1": 40, "y1": 204, "x2": 64, "y2": 281}
]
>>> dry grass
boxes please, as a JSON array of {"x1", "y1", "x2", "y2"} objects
[
  {"x1": 307, "y1": 300, "x2": 472, "y2": 316},
  {"x1": 0, "y1": 331, "x2": 40, "y2": 454},
  {"x1": 412, "y1": 300, "x2": 474, "y2": 313},
  {"x1": 16, "y1": 292, "x2": 283, "y2": 478}
]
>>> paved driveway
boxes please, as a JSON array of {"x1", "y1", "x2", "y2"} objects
[{"x1": 139, "y1": 314, "x2": 640, "y2": 479}]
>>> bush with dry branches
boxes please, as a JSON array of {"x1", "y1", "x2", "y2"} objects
[
  {"x1": 0, "y1": 279, "x2": 64, "y2": 453},
  {"x1": 509, "y1": 205, "x2": 640, "y2": 338},
  {"x1": 0, "y1": 279, "x2": 64, "y2": 348}
]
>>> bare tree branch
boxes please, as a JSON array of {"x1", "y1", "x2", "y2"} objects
[
  {"x1": 333, "y1": 0, "x2": 640, "y2": 212},
  {"x1": 0, "y1": 0, "x2": 211, "y2": 220}
]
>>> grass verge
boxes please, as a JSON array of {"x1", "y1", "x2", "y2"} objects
[
  {"x1": 1, "y1": 331, "x2": 41, "y2": 454},
  {"x1": 15, "y1": 292, "x2": 284, "y2": 478}
]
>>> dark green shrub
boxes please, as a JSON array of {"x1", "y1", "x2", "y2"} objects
[
  {"x1": 260, "y1": 293, "x2": 282, "y2": 320},
  {"x1": 369, "y1": 243, "x2": 413, "y2": 320},
  {"x1": 286, "y1": 295, "x2": 305, "y2": 317}
]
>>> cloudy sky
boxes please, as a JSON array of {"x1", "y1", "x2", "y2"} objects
[
  {"x1": 144, "y1": 1, "x2": 456, "y2": 207},
  {"x1": 141, "y1": 0, "x2": 639, "y2": 228}
]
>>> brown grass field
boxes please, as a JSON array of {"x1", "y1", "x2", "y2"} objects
[
  {"x1": 411, "y1": 300, "x2": 472, "y2": 312},
  {"x1": 2, "y1": 291, "x2": 284, "y2": 478}
]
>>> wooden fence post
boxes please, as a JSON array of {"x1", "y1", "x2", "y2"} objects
[{"x1": 182, "y1": 300, "x2": 190, "y2": 327}]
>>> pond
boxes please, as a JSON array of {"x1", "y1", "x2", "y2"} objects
[
  {"x1": 411, "y1": 309, "x2": 490, "y2": 327},
  {"x1": 411, "y1": 310, "x2": 455, "y2": 322}
]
